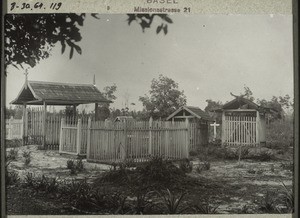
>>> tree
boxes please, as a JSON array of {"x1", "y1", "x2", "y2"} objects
[
  {"x1": 101, "y1": 84, "x2": 117, "y2": 106},
  {"x1": 256, "y1": 95, "x2": 293, "y2": 121},
  {"x1": 204, "y1": 99, "x2": 223, "y2": 113},
  {"x1": 4, "y1": 14, "x2": 173, "y2": 71},
  {"x1": 139, "y1": 75, "x2": 186, "y2": 119}
]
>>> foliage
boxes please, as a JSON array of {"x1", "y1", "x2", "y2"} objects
[
  {"x1": 247, "y1": 150, "x2": 274, "y2": 162},
  {"x1": 195, "y1": 161, "x2": 211, "y2": 174},
  {"x1": 178, "y1": 158, "x2": 193, "y2": 173},
  {"x1": 139, "y1": 75, "x2": 187, "y2": 119},
  {"x1": 193, "y1": 200, "x2": 219, "y2": 214},
  {"x1": 66, "y1": 158, "x2": 85, "y2": 175},
  {"x1": 156, "y1": 189, "x2": 188, "y2": 214},
  {"x1": 127, "y1": 14, "x2": 173, "y2": 34},
  {"x1": 22, "y1": 150, "x2": 31, "y2": 166},
  {"x1": 281, "y1": 182, "x2": 294, "y2": 213},
  {"x1": 5, "y1": 14, "x2": 172, "y2": 71},
  {"x1": 7, "y1": 148, "x2": 19, "y2": 161},
  {"x1": 266, "y1": 119, "x2": 293, "y2": 149},
  {"x1": 257, "y1": 95, "x2": 293, "y2": 121},
  {"x1": 6, "y1": 169, "x2": 20, "y2": 186},
  {"x1": 5, "y1": 139, "x2": 22, "y2": 148},
  {"x1": 259, "y1": 191, "x2": 281, "y2": 213},
  {"x1": 136, "y1": 156, "x2": 186, "y2": 185}
]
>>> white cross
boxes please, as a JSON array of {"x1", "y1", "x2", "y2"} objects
[{"x1": 210, "y1": 121, "x2": 220, "y2": 141}]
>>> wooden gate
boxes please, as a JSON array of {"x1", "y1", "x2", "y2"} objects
[{"x1": 222, "y1": 114, "x2": 258, "y2": 146}]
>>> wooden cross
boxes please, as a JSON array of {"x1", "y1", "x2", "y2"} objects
[{"x1": 210, "y1": 121, "x2": 220, "y2": 141}]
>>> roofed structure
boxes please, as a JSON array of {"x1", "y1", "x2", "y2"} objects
[
  {"x1": 166, "y1": 106, "x2": 213, "y2": 122},
  {"x1": 11, "y1": 80, "x2": 111, "y2": 105}
]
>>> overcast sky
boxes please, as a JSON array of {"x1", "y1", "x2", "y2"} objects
[{"x1": 6, "y1": 14, "x2": 294, "y2": 112}]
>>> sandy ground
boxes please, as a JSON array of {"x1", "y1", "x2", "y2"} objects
[{"x1": 6, "y1": 144, "x2": 294, "y2": 214}]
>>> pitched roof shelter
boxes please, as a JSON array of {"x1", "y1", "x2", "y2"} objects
[
  {"x1": 11, "y1": 80, "x2": 111, "y2": 106},
  {"x1": 166, "y1": 106, "x2": 213, "y2": 122}
]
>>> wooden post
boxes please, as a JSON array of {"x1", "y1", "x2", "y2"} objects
[
  {"x1": 256, "y1": 111, "x2": 260, "y2": 146},
  {"x1": 185, "y1": 118, "x2": 189, "y2": 158},
  {"x1": 20, "y1": 116, "x2": 24, "y2": 140},
  {"x1": 94, "y1": 103, "x2": 98, "y2": 121},
  {"x1": 221, "y1": 111, "x2": 225, "y2": 147},
  {"x1": 8, "y1": 116, "x2": 13, "y2": 139},
  {"x1": 121, "y1": 119, "x2": 127, "y2": 160},
  {"x1": 86, "y1": 117, "x2": 92, "y2": 160},
  {"x1": 42, "y1": 101, "x2": 47, "y2": 148},
  {"x1": 59, "y1": 118, "x2": 65, "y2": 154},
  {"x1": 76, "y1": 118, "x2": 82, "y2": 155},
  {"x1": 73, "y1": 105, "x2": 77, "y2": 117},
  {"x1": 22, "y1": 104, "x2": 27, "y2": 146},
  {"x1": 149, "y1": 117, "x2": 153, "y2": 156}
]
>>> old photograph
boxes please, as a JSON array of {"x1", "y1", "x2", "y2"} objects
[{"x1": 4, "y1": 13, "x2": 294, "y2": 215}]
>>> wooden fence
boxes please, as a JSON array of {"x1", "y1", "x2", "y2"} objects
[
  {"x1": 59, "y1": 118, "x2": 190, "y2": 163},
  {"x1": 6, "y1": 117, "x2": 23, "y2": 139},
  {"x1": 222, "y1": 115, "x2": 258, "y2": 146},
  {"x1": 59, "y1": 117, "x2": 89, "y2": 156}
]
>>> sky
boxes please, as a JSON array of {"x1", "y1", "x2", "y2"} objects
[{"x1": 6, "y1": 14, "x2": 294, "y2": 112}]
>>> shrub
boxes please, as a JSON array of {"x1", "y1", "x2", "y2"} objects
[
  {"x1": 66, "y1": 158, "x2": 85, "y2": 175},
  {"x1": 156, "y1": 189, "x2": 188, "y2": 214},
  {"x1": 5, "y1": 139, "x2": 22, "y2": 148},
  {"x1": 6, "y1": 169, "x2": 20, "y2": 186},
  {"x1": 189, "y1": 150, "x2": 198, "y2": 157},
  {"x1": 22, "y1": 151, "x2": 31, "y2": 166},
  {"x1": 137, "y1": 156, "x2": 185, "y2": 185},
  {"x1": 266, "y1": 119, "x2": 293, "y2": 149},
  {"x1": 178, "y1": 159, "x2": 193, "y2": 173},
  {"x1": 24, "y1": 172, "x2": 35, "y2": 187},
  {"x1": 260, "y1": 191, "x2": 280, "y2": 213},
  {"x1": 195, "y1": 161, "x2": 210, "y2": 174},
  {"x1": 281, "y1": 182, "x2": 294, "y2": 213},
  {"x1": 193, "y1": 201, "x2": 219, "y2": 214},
  {"x1": 7, "y1": 148, "x2": 19, "y2": 161}
]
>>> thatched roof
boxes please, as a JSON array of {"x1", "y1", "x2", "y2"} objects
[{"x1": 11, "y1": 80, "x2": 111, "y2": 106}]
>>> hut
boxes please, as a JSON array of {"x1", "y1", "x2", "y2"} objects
[
  {"x1": 166, "y1": 106, "x2": 213, "y2": 149},
  {"x1": 219, "y1": 95, "x2": 268, "y2": 147},
  {"x1": 11, "y1": 79, "x2": 111, "y2": 147}
]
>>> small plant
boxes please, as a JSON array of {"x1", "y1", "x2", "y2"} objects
[
  {"x1": 67, "y1": 159, "x2": 75, "y2": 170},
  {"x1": 260, "y1": 191, "x2": 280, "y2": 213},
  {"x1": 270, "y1": 164, "x2": 275, "y2": 173},
  {"x1": 179, "y1": 159, "x2": 193, "y2": 173},
  {"x1": 6, "y1": 169, "x2": 20, "y2": 186},
  {"x1": 193, "y1": 198, "x2": 219, "y2": 214},
  {"x1": 67, "y1": 158, "x2": 85, "y2": 175},
  {"x1": 189, "y1": 150, "x2": 198, "y2": 157},
  {"x1": 281, "y1": 182, "x2": 294, "y2": 213},
  {"x1": 106, "y1": 192, "x2": 130, "y2": 214},
  {"x1": 76, "y1": 157, "x2": 84, "y2": 172},
  {"x1": 157, "y1": 189, "x2": 188, "y2": 214},
  {"x1": 22, "y1": 150, "x2": 31, "y2": 166},
  {"x1": 195, "y1": 161, "x2": 210, "y2": 174},
  {"x1": 247, "y1": 168, "x2": 256, "y2": 174},
  {"x1": 7, "y1": 148, "x2": 19, "y2": 161},
  {"x1": 24, "y1": 172, "x2": 35, "y2": 187}
]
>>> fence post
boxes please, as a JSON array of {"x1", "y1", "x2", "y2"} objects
[
  {"x1": 76, "y1": 118, "x2": 82, "y2": 155},
  {"x1": 86, "y1": 117, "x2": 92, "y2": 160},
  {"x1": 8, "y1": 116, "x2": 13, "y2": 139},
  {"x1": 59, "y1": 118, "x2": 65, "y2": 154},
  {"x1": 185, "y1": 119, "x2": 189, "y2": 158},
  {"x1": 256, "y1": 111, "x2": 260, "y2": 147},
  {"x1": 221, "y1": 111, "x2": 225, "y2": 147},
  {"x1": 20, "y1": 116, "x2": 24, "y2": 140},
  {"x1": 149, "y1": 117, "x2": 153, "y2": 156}
]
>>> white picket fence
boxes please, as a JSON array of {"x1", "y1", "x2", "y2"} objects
[{"x1": 6, "y1": 117, "x2": 23, "y2": 140}]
